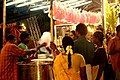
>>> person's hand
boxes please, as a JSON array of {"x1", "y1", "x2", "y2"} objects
[
  {"x1": 26, "y1": 48, "x2": 37, "y2": 55},
  {"x1": 40, "y1": 42, "x2": 47, "y2": 47},
  {"x1": 50, "y1": 42, "x2": 60, "y2": 55},
  {"x1": 50, "y1": 42, "x2": 57, "y2": 51},
  {"x1": 36, "y1": 42, "x2": 47, "y2": 50},
  {"x1": 29, "y1": 48, "x2": 37, "y2": 53}
]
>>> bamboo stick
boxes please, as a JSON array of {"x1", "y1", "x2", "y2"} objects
[
  {"x1": 2, "y1": 0, "x2": 6, "y2": 47},
  {"x1": 50, "y1": 0, "x2": 55, "y2": 60},
  {"x1": 50, "y1": 0, "x2": 53, "y2": 42},
  {"x1": 101, "y1": 0, "x2": 106, "y2": 34}
]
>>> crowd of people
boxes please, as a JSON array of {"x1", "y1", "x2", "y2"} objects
[
  {"x1": 51, "y1": 23, "x2": 120, "y2": 80},
  {"x1": 0, "y1": 22, "x2": 120, "y2": 80}
]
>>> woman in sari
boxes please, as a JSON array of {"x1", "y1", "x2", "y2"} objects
[
  {"x1": 53, "y1": 36, "x2": 87, "y2": 80},
  {"x1": 92, "y1": 31, "x2": 108, "y2": 80}
]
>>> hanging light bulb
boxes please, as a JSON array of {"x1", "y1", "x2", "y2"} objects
[{"x1": 21, "y1": 23, "x2": 26, "y2": 31}]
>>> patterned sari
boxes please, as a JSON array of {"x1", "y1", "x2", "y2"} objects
[{"x1": 53, "y1": 53, "x2": 81, "y2": 80}]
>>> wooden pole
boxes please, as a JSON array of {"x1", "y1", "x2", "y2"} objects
[
  {"x1": 115, "y1": 0, "x2": 118, "y2": 2},
  {"x1": 50, "y1": 0, "x2": 55, "y2": 60},
  {"x1": 101, "y1": 0, "x2": 106, "y2": 34},
  {"x1": 2, "y1": 0, "x2": 6, "y2": 47},
  {"x1": 50, "y1": 0, "x2": 54, "y2": 41}
]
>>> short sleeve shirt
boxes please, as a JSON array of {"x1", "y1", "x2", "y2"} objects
[
  {"x1": 108, "y1": 36, "x2": 120, "y2": 70},
  {"x1": 74, "y1": 37, "x2": 95, "y2": 64}
]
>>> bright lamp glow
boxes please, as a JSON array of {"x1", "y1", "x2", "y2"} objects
[
  {"x1": 67, "y1": 0, "x2": 86, "y2": 7},
  {"x1": 44, "y1": 9, "x2": 49, "y2": 13},
  {"x1": 17, "y1": 2, "x2": 30, "y2": 7},
  {"x1": 61, "y1": 0, "x2": 78, "y2": 4},
  {"x1": 87, "y1": 27, "x2": 94, "y2": 33},
  {"x1": 30, "y1": 5, "x2": 49, "y2": 11},
  {"x1": 73, "y1": 1, "x2": 92, "y2": 8},
  {"x1": 21, "y1": 23, "x2": 26, "y2": 31},
  {"x1": 16, "y1": 0, "x2": 43, "y2": 7},
  {"x1": 6, "y1": 0, "x2": 28, "y2": 6}
]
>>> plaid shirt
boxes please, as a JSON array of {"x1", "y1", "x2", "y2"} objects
[{"x1": 0, "y1": 42, "x2": 26, "y2": 80}]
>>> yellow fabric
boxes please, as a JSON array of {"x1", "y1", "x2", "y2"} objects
[{"x1": 53, "y1": 53, "x2": 85, "y2": 80}]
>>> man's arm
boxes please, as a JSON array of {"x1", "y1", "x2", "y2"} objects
[
  {"x1": 11, "y1": 43, "x2": 46, "y2": 56},
  {"x1": 50, "y1": 42, "x2": 60, "y2": 54}
]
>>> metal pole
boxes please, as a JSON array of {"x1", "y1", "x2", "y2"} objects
[
  {"x1": 50, "y1": 0, "x2": 54, "y2": 41},
  {"x1": 2, "y1": 0, "x2": 6, "y2": 46}
]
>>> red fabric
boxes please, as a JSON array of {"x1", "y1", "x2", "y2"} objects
[
  {"x1": 10, "y1": 27, "x2": 21, "y2": 45},
  {"x1": 0, "y1": 42, "x2": 26, "y2": 80},
  {"x1": 118, "y1": 53, "x2": 120, "y2": 69},
  {"x1": 108, "y1": 36, "x2": 120, "y2": 70}
]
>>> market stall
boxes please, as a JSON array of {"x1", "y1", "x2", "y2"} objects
[{"x1": 1, "y1": 0, "x2": 120, "y2": 80}]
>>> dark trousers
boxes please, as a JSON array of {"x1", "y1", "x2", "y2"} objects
[{"x1": 104, "y1": 62, "x2": 115, "y2": 80}]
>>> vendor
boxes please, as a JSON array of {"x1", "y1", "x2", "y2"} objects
[
  {"x1": 0, "y1": 34, "x2": 46, "y2": 80},
  {"x1": 18, "y1": 31, "x2": 31, "y2": 62}
]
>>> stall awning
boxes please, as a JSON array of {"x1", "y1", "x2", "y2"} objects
[{"x1": 0, "y1": 0, "x2": 49, "y2": 24}]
